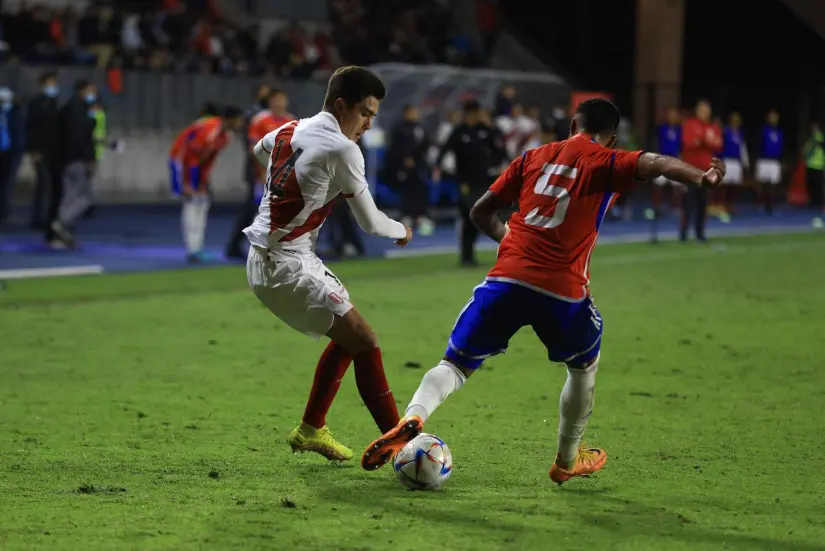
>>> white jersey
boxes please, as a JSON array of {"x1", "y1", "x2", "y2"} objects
[{"x1": 243, "y1": 111, "x2": 407, "y2": 252}]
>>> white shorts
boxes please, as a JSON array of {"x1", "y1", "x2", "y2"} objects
[
  {"x1": 722, "y1": 159, "x2": 743, "y2": 184},
  {"x1": 246, "y1": 246, "x2": 352, "y2": 340},
  {"x1": 653, "y1": 175, "x2": 686, "y2": 189},
  {"x1": 755, "y1": 159, "x2": 782, "y2": 184}
]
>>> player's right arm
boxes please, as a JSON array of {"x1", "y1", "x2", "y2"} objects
[
  {"x1": 469, "y1": 152, "x2": 526, "y2": 243},
  {"x1": 333, "y1": 141, "x2": 411, "y2": 245}
]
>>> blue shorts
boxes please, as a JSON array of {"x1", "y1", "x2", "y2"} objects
[
  {"x1": 169, "y1": 160, "x2": 182, "y2": 195},
  {"x1": 169, "y1": 161, "x2": 203, "y2": 196},
  {"x1": 445, "y1": 280, "x2": 603, "y2": 369}
]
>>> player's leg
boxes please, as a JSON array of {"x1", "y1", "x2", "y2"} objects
[
  {"x1": 326, "y1": 306, "x2": 400, "y2": 434},
  {"x1": 361, "y1": 281, "x2": 524, "y2": 470},
  {"x1": 193, "y1": 193, "x2": 211, "y2": 255},
  {"x1": 246, "y1": 249, "x2": 354, "y2": 460},
  {"x1": 531, "y1": 295, "x2": 607, "y2": 485}
]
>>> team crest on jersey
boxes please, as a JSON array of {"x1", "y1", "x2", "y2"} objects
[{"x1": 328, "y1": 292, "x2": 344, "y2": 304}]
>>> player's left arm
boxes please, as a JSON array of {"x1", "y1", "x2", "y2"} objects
[
  {"x1": 335, "y1": 143, "x2": 410, "y2": 242},
  {"x1": 636, "y1": 152, "x2": 725, "y2": 188},
  {"x1": 469, "y1": 152, "x2": 525, "y2": 242}
]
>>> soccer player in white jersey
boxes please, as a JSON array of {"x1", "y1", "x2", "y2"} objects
[{"x1": 243, "y1": 66, "x2": 414, "y2": 461}]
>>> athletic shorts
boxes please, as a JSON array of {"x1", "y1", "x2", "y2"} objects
[
  {"x1": 246, "y1": 246, "x2": 352, "y2": 340},
  {"x1": 446, "y1": 279, "x2": 603, "y2": 369},
  {"x1": 756, "y1": 159, "x2": 782, "y2": 184},
  {"x1": 722, "y1": 159, "x2": 743, "y2": 184}
]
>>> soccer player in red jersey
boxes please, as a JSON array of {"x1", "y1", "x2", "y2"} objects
[
  {"x1": 361, "y1": 98, "x2": 726, "y2": 484},
  {"x1": 177, "y1": 106, "x2": 244, "y2": 262}
]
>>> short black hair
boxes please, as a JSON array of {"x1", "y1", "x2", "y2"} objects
[
  {"x1": 223, "y1": 105, "x2": 244, "y2": 119},
  {"x1": 575, "y1": 98, "x2": 621, "y2": 134},
  {"x1": 463, "y1": 99, "x2": 481, "y2": 113},
  {"x1": 200, "y1": 102, "x2": 220, "y2": 117},
  {"x1": 323, "y1": 66, "x2": 386, "y2": 108},
  {"x1": 38, "y1": 71, "x2": 57, "y2": 85}
]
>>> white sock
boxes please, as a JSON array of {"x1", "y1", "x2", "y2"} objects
[
  {"x1": 557, "y1": 357, "x2": 599, "y2": 467},
  {"x1": 192, "y1": 195, "x2": 211, "y2": 253},
  {"x1": 181, "y1": 198, "x2": 198, "y2": 254},
  {"x1": 405, "y1": 360, "x2": 466, "y2": 422}
]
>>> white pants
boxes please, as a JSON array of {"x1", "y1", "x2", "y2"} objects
[
  {"x1": 756, "y1": 159, "x2": 782, "y2": 184},
  {"x1": 246, "y1": 247, "x2": 352, "y2": 340},
  {"x1": 722, "y1": 159, "x2": 743, "y2": 185}
]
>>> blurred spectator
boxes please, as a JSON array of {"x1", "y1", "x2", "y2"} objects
[
  {"x1": 718, "y1": 112, "x2": 749, "y2": 218},
  {"x1": 427, "y1": 109, "x2": 460, "y2": 203},
  {"x1": 434, "y1": 99, "x2": 506, "y2": 267},
  {"x1": 384, "y1": 104, "x2": 434, "y2": 235},
  {"x1": 0, "y1": 86, "x2": 25, "y2": 225},
  {"x1": 804, "y1": 122, "x2": 824, "y2": 209},
  {"x1": 680, "y1": 99, "x2": 722, "y2": 242},
  {"x1": 755, "y1": 109, "x2": 783, "y2": 216},
  {"x1": 648, "y1": 107, "x2": 683, "y2": 222},
  {"x1": 494, "y1": 84, "x2": 516, "y2": 117},
  {"x1": 26, "y1": 71, "x2": 61, "y2": 229},
  {"x1": 476, "y1": 0, "x2": 500, "y2": 62},
  {"x1": 49, "y1": 80, "x2": 98, "y2": 249}
]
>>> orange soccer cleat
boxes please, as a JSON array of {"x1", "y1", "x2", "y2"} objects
[
  {"x1": 360, "y1": 415, "x2": 424, "y2": 471},
  {"x1": 549, "y1": 447, "x2": 607, "y2": 486}
]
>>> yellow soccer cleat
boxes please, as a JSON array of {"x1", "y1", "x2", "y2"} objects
[{"x1": 287, "y1": 422, "x2": 353, "y2": 461}]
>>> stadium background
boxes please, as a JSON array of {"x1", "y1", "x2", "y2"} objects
[{"x1": 1, "y1": 0, "x2": 824, "y2": 273}]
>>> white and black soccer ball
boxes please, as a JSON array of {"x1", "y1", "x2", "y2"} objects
[{"x1": 393, "y1": 433, "x2": 452, "y2": 491}]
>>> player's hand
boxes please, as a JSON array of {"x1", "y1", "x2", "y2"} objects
[
  {"x1": 701, "y1": 158, "x2": 726, "y2": 187},
  {"x1": 394, "y1": 226, "x2": 413, "y2": 247},
  {"x1": 431, "y1": 168, "x2": 441, "y2": 183}
]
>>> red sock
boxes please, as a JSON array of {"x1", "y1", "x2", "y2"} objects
[
  {"x1": 302, "y1": 342, "x2": 352, "y2": 429},
  {"x1": 353, "y1": 347, "x2": 400, "y2": 433}
]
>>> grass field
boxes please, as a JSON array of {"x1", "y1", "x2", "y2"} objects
[{"x1": 2, "y1": 233, "x2": 825, "y2": 551}]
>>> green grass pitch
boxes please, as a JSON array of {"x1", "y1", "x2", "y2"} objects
[{"x1": 1, "y1": 233, "x2": 824, "y2": 551}]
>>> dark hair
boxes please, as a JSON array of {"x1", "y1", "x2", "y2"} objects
[
  {"x1": 200, "y1": 102, "x2": 220, "y2": 117},
  {"x1": 463, "y1": 99, "x2": 481, "y2": 113},
  {"x1": 74, "y1": 79, "x2": 92, "y2": 92},
  {"x1": 261, "y1": 88, "x2": 287, "y2": 108},
  {"x1": 575, "y1": 98, "x2": 621, "y2": 134},
  {"x1": 38, "y1": 71, "x2": 57, "y2": 85},
  {"x1": 323, "y1": 66, "x2": 386, "y2": 108},
  {"x1": 223, "y1": 105, "x2": 244, "y2": 119}
]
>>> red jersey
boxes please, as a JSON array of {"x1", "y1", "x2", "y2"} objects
[
  {"x1": 181, "y1": 116, "x2": 230, "y2": 186},
  {"x1": 248, "y1": 110, "x2": 295, "y2": 182},
  {"x1": 487, "y1": 134, "x2": 644, "y2": 300},
  {"x1": 682, "y1": 118, "x2": 722, "y2": 169},
  {"x1": 169, "y1": 116, "x2": 212, "y2": 160}
]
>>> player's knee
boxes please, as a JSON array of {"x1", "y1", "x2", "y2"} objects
[
  {"x1": 327, "y1": 308, "x2": 379, "y2": 354},
  {"x1": 441, "y1": 355, "x2": 476, "y2": 379}
]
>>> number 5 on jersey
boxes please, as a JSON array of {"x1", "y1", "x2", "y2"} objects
[
  {"x1": 524, "y1": 163, "x2": 575, "y2": 229},
  {"x1": 266, "y1": 138, "x2": 304, "y2": 198}
]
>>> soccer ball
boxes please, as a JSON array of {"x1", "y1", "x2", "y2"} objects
[{"x1": 393, "y1": 433, "x2": 452, "y2": 491}]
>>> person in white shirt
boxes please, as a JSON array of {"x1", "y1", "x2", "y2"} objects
[{"x1": 243, "y1": 66, "x2": 413, "y2": 463}]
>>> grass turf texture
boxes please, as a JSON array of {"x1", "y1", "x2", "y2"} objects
[{"x1": 1, "y1": 232, "x2": 824, "y2": 551}]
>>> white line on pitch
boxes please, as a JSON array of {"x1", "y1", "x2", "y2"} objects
[
  {"x1": 383, "y1": 225, "x2": 821, "y2": 259},
  {"x1": 0, "y1": 265, "x2": 106, "y2": 281}
]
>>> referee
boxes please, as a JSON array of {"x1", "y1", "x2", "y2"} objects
[{"x1": 433, "y1": 100, "x2": 506, "y2": 266}]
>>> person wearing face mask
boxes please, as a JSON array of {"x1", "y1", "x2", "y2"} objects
[
  {"x1": 47, "y1": 80, "x2": 98, "y2": 248},
  {"x1": 26, "y1": 71, "x2": 61, "y2": 229}
]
